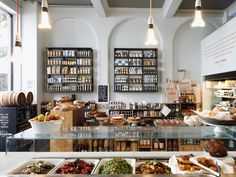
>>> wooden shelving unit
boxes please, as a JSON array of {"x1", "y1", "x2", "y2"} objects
[
  {"x1": 46, "y1": 47, "x2": 94, "y2": 92},
  {"x1": 114, "y1": 48, "x2": 158, "y2": 92}
]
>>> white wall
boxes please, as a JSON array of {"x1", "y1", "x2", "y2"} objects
[
  {"x1": 20, "y1": 5, "x2": 223, "y2": 105},
  {"x1": 173, "y1": 20, "x2": 217, "y2": 83}
]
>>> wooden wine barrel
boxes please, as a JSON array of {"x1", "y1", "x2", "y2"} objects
[
  {"x1": 24, "y1": 91, "x2": 33, "y2": 104},
  {"x1": 0, "y1": 91, "x2": 25, "y2": 107}
]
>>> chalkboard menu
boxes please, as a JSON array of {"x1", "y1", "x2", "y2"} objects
[{"x1": 98, "y1": 85, "x2": 109, "y2": 102}]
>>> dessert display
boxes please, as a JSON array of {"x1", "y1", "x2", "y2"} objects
[
  {"x1": 110, "y1": 115, "x2": 126, "y2": 125},
  {"x1": 31, "y1": 112, "x2": 61, "y2": 122},
  {"x1": 154, "y1": 119, "x2": 184, "y2": 126},
  {"x1": 184, "y1": 115, "x2": 203, "y2": 126},
  {"x1": 98, "y1": 158, "x2": 133, "y2": 174},
  {"x1": 175, "y1": 155, "x2": 201, "y2": 172},
  {"x1": 229, "y1": 107, "x2": 236, "y2": 120},
  {"x1": 94, "y1": 112, "x2": 108, "y2": 118},
  {"x1": 127, "y1": 117, "x2": 141, "y2": 124},
  {"x1": 202, "y1": 140, "x2": 228, "y2": 158},
  {"x1": 53, "y1": 96, "x2": 82, "y2": 111},
  {"x1": 20, "y1": 161, "x2": 55, "y2": 174},
  {"x1": 136, "y1": 160, "x2": 171, "y2": 174},
  {"x1": 196, "y1": 157, "x2": 218, "y2": 172},
  {"x1": 29, "y1": 112, "x2": 64, "y2": 134},
  {"x1": 55, "y1": 159, "x2": 95, "y2": 174}
]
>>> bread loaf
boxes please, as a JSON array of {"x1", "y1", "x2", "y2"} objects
[{"x1": 202, "y1": 140, "x2": 227, "y2": 157}]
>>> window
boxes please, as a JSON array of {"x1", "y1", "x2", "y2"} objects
[{"x1": 0, "y1": 8, "x2": 12, "y2": 91}]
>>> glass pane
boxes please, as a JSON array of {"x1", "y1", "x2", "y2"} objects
[
  {"x1": 0, "y1": 9, "x2": 11, "y2": 60},
  {"x1": 0, "y1": 9, "x2": 11, "y2": 91}
]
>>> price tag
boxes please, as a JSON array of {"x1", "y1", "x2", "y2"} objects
[{"x1": 160, "y1": 106, "x2": 171, "y2": 117}]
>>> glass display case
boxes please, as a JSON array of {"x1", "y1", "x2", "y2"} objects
[
  {"x1": 5, "y1": 126, "x2": 236, "y2": 153},
  {"x1": 1, "y1": 125, "x2": 236, "y2": 177}
]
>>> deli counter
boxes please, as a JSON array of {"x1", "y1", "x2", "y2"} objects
[{"x1": 0, "y1": 126, "x2": 236, "y2": 176}]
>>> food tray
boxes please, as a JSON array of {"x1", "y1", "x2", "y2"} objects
[
  {"x1": 201, "y1": 117, "x2": 236, "y2": 125},
  {"x1": 93, "y1": 158, "x2": 136, "y2": 174},
  {"x1": 190, "y1": 156, "x2": 234, "y2": 175},
  {"x1": 168, "y1": 155, "x2": 203, "y2": 175},
  {"x1": 50, "y1": 159, "x2": 100, "y2": 174},
  {"x1": 136, "y1": 161, "x2": 171, "y2": 174},
  {"x1": 193, "y1": 111, "x2": 236, "y2": 125},
  {"x1": 8, "y1": 159, "x2": 64, "y2": 175}
]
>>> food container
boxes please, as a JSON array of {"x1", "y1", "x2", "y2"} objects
[
  {"x1": 93, "y1": 158, "x2": 136, "y2": 174},
  {"x1": 136, "y1": 161, "x2": 171, "y2": 174},
  {"x1": 29, "y1": 118, "x2": 64, "y2": 134},
  {"x1": 8, "y1": 159, "x2": 64, "y2": 175},
  {"x1": 189, "y1": 155, "x2": 234, "y2": 175},
  {"x1": 50, "y1": 159, "x2": 100, "y2": 174},
  {"x1": 168, "y1": 155, "x2": 203, "y2": 174}
]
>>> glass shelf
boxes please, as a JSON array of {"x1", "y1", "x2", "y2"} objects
[{"x1": 6, "y1": 126, "x2": 236, "y2": 141}]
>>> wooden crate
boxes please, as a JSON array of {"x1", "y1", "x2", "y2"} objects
[{"x1": 50, "y1": 107, "x2": 84, "y2": 152}]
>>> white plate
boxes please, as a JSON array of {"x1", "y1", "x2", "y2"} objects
[
  {"x1": 93, "y1": 158, "x2": 135, "y2": 174},
  {"x1": 168, "y1": 155, "x2": 203, "y2": 175},
  {"x1": 8, "y1": 159, "x2": 64, "y2": 175},
  {"x1": 50, "y1": 159, "x2": 100, "y2": 174},
  {"x1": 190, "y1": 155, "x2": 234, "y2": 175}
]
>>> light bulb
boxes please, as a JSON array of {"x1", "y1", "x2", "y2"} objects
[
  {"x1": 38, "y1": 11, "x2": 51, "y2": 29},
  {"x1": 38, "y1": 0, "x2": 51, "y2": 29},
  {"x1": 145, "y1": 27, "x2": 158, "y2": 46},
  {"x1": 145, "y1": 16, "x2": 158, "y2": 46},
  {"x1": 191, "y1": 10, "x2": 205, "y2": 27},
  {"x1": 11, "y1": 45, "x2": 22, "y2": 63}
]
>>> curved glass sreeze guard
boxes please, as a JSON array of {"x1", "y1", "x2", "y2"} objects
[
  {"x1": 5, "y1": 126, "x2": 236, "y2": 153},
  {"x1": 6, "y1": 126, "x2": 236, "y2": 140}
]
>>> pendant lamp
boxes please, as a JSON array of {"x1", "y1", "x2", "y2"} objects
[
  {"x1": 145, "y1": 0, "x2": 158, "y2": 46},
  {"x1": 191, "y1": 0, "x2": 205, "y2": 27},
  {"x1": 38, "y1": 0, "x2": 51, "y2": 29},
  {"x1": 15, "y1": 0, "x2": 21, "y2": 47}
]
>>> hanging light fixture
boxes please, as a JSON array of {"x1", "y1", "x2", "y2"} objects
[
  {"x1": 15, "y1": 0, "x2": 21, "y2": 47},
  {"x1": 191, "y1": 0, "x2": 205, "y2": 27},
  {"x1": 145, "y1": 0, "x2": 158, "y2": 46},
  {"x1": 38, "y1": 0, "x2": 51, "y2": 29}
]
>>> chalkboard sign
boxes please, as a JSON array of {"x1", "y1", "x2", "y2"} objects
[{"x1": 98, "y1": 85, "x2": 109, "y2": 102}]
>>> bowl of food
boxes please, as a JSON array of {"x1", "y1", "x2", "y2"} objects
[
  {"x1": 29, "y1": 112, "x2": 64, "y2": 134},
  {"x1": 94, "y1": 158, "x2": 135, "y2": 174}
]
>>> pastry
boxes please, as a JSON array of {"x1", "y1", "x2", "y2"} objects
[{"x1": 202, "y1": 140, "x2": 227, "y2": 157}]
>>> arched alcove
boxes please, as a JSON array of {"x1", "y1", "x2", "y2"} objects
[
  {"x1": 173, "y1": 20, "x2": 217, "y2": 83},
  {"x1": 44, "y1": 17, "x2": 98, "y2": 101},
  {"x1": 109, "y1": 18, "x2": 162, "y2": 102}
]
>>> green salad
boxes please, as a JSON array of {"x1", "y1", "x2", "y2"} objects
[{"x1": 99, "y1": 158, "x2": 133, "y2": 174}]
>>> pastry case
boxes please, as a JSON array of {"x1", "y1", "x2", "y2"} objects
[{"x1": 1, "y1": 125, "x2": 236, "y2": 176}]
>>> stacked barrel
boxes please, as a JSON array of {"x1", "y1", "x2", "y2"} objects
[{"x1": 0, "y1": 91, "x2": 33, "y2": 107}]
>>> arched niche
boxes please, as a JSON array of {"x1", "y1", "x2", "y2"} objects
[
  {"x1": 46, "y1": 17, "x2": 98, "y2": 48},
  {"x1": 44, "y1": 17, "x2": 98, "y2": 101},
  {"x1": 173, "y1": 20, "x2": 217, "y2": 83},
  {"x1": 108, "y1": 18, "x2": 162, "y2": 102}
]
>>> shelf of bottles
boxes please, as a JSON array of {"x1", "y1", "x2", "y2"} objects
[
  {"x1": 46, "y1": 48, "x2": 93, "y2": 92},
  {"x1": 114, "y1": 48, "x2": 158, "y2": 92}
]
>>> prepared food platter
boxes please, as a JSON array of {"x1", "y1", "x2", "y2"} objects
[
  {"x1": 136, "y1": 160, "x2": 171, "y2": 174},
  {"x1": 8, "y1": 159, "x2": 64, "y2": 175},
  {"x1": 93, "y1": 158, "x2": 135, "y2": 174},
  {"x1": 50, "y1": 159, "x2": 99, "y2": 174},
  {"x1": 189, "y1": 156, "x2": 234, "y2": 176},
  {"x1": 168, "y1": 155, "x2": 202, "y2": 174}
]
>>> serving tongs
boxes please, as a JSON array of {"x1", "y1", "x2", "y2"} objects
[{"x1": 192, "y1": 161, "x2": 221, "y2": 177}]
